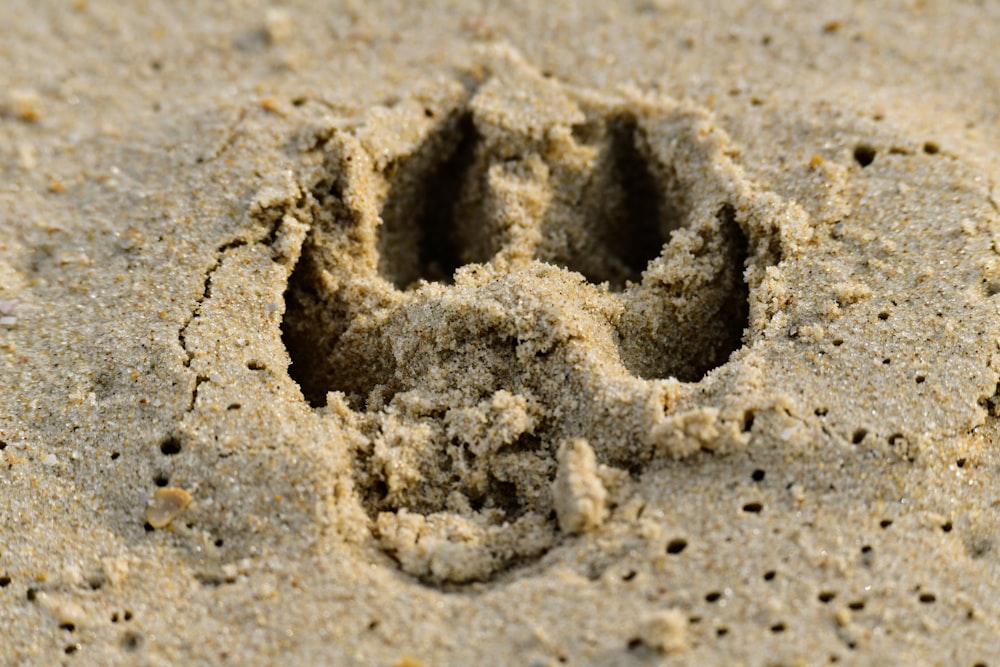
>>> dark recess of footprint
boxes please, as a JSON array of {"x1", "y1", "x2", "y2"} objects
[
  {"x1": 556, "y1": 114, "x2": 675, "y2": 289},
  {"x1": 615, "y1": 202, "x2": 749, "y2": 382},
  {"x1": 281, "y1": 246, "x2": 351, "y2": 408},
  {"x1": 377, "y1": 113, "x2": 478, "y2": 289},
  {"x1": 606, "y1": 116, "x2": 677, "y2": 283}
]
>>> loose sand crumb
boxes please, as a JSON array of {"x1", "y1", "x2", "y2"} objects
[
  {"x1": 639, "y1": 608, "x2": 689, "y2": 654},
  {"x1": 264, "y1": 7, "x2": 294, "y2": 44},
  {"x1": 552, "y1": 439, "x2": 606, "y2": 534}
]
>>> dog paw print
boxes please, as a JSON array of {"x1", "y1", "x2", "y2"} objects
[{"x1": 278, "y1": 48, "x2": 788, "y2": 583}]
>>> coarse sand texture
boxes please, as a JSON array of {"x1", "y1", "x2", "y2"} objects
[{"x1": 2, "y1": 4, "x2": 1000, "y2": 666}]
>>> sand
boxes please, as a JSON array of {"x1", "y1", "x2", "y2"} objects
[{"x1": 2, "y1": 1, "x2": 1000, "y2": 665}]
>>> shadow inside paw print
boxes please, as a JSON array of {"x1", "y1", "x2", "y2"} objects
[{"x1": 279, "y1": 48, "x2": 781, "y2": 584}]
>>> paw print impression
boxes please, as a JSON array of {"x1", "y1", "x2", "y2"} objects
[{"x1": 280, "y1": 52, "x2": 784, "y2": 584}]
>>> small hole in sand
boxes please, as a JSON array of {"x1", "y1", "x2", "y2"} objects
[
  {"x1": 717, "y1": 626, "x2": 730, "y2": 637},
  {"x1": 751, "y1": 469, "x2": 765, "y2": 482},
  {"x1": 968, "y1": 538, "x2": 992, "y2": 559},
  {"x1": 0, "y1": 575, "x2": 10, "y2": 587},
  {"x1": 159, "y1": 438, "x2": 181, "y2": 456},
  {"x1": 818, "y1": 591, "x2": 836, "y2": 603},
  {"x1": 59, "y1": 623, "x2": 76, "y2": 632},
  {"x1": 915, "y1": 375, "x2": 925, "y2": 384},
  {"x1": 705, "y1": 591, "x2": 722, "y2": 602},
  {"x1": 110, "y1": 451, "x2": 120, "y2": 460},
  {"x1": 919, "y1": 592, "x2": 936, "y2": 604},
  {"x1": 627, "y1": 637, "x2": 643, "y2": 650},
  {"x1": 848, "y1": 600, "x2": 865, "y2": 611},
  {"x1": 770, "y1": 622, "x2": 786, "y2": 633},
  {"x1": 742, "y1": 502, "x2": 763, "y2": 514},
  {"x1": 923, "y1": 141, "x2": 940, "y2": 155},
  {"x1": 880, "y1": 519, "x2": 893, "y2": 529},
  {"x1": 666, "y1": 538, "x2": 688, "y2": 554},
  {"x1": 831, "y1": 338, "x2": 844, "y2": 347},
  {"x1": 121, "y1": 631, "x2": 142, "y2": 651},
  {"x1": 153, "y1": 472, "x2": 169, "y2": 487},
  {"x1": 851, "y1": 429, "x2": 867, "y2": 444},
  {"x1": 853, "y1": 144, "x2": 876, "y2": 167},
  {"x1": 64, "y1": 645, "x2": 79, "y2": 655},
  {"x1": 227, "y1": 403, "x2": 241, "y2": 411},
  {"x1": 877, "y1": 311, "x2": 889, "y2": 320},
  {"x1": 247, "y1": 361, "x2": 266, "y2": 371},
  {"x1": 763, "y1": 570, "x2": 776, "y2": 581},
  {"x1": 942, "y1": 521, "x2": 953, "y2": 533},
  {"x1": 742, "y1": 410, "x2": 756, "y2": 433}
]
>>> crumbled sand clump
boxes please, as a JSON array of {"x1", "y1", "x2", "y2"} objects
[
  {"x1": 552, "y1": 439, "x2": 607, "y2": 534},
  {"x1": 639, "y1": 608, "x2": 690, "y2": 654}
]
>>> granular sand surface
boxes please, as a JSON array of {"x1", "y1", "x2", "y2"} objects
[{"x1": 2, "y1": 2, "x2": 1000, "y2": 665}]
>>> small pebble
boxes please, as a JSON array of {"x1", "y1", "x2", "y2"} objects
[
  {"x1": 392, "y1": 657, "x2": 427, "y2": 667},
  {"x1": 265, "y1": 7, "x2": 294, "y2": 43},
  {"x1": 146, "y1": 487, "x2": 192, "y2": 528},
  {"x1": 9, "y1": 89, "x2": 42, "y2": 122}
]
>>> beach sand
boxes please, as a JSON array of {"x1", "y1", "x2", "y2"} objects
[{"x1": 2, "y1": 2, "x2": 1000, "y2": 664}]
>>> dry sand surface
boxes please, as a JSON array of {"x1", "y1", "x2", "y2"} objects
[{"x1": 2, "y1": 1, "x2": 1000, "y2": 665}]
